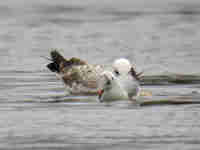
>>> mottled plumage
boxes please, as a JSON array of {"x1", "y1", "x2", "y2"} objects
[{"x1": 47, "y1": 50, "x2": 105, "y2": 95}]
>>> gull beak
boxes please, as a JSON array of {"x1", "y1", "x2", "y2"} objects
[{"x1": 98, "y1": 89, "x2": 104, "y2": 102}]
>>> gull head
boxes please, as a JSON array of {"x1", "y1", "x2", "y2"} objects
[
  {"x1": 112, "y1": 58, "x2": 132, "y2": 75},
  {"x1": 113, "y1": 58, "x2": 143, "y2": 80}
]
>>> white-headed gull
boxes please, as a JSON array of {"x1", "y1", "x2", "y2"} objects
[
  {"x1": 98, "y1": 59, "x2": 142, "y2": 102},
  {"x1": 113, "y1": 58, "x2": 142, "y2": 98}
]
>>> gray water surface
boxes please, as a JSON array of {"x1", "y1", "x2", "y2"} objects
[{"x1": 1, "y1": 0, "x2": 200, "y2": 149}]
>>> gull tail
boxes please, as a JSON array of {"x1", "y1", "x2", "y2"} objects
[
  {"x1": 46, "y1": 50, "x2": 87, "y2": 73},
  {"x1": 46, "y1": 50, "x2": 66, "y2": 73},
  {"x1": 129, "y1": 67, "x2": 143, "y2": 81}
]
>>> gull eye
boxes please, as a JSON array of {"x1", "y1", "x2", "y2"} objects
[{"x1": 114, "y1": 70, "x2": 120, "y2": 76}]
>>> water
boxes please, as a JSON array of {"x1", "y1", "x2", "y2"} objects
[{"x1": 1, "y1": 0, "x2": 200, "y2": 149}]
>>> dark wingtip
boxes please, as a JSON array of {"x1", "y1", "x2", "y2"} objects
[
  {"x1": 46, "y1": 49, "x2": 87, "y2": 73},
  {"x1": 130, "y1": 67, "x2": 143, "y2": 81},
  {"x1": 47, "y1": 62, "x2": 60, "y2": 73},
  {"x1": 50, "y1": 50, "x2": 66, "y2": 65},
  {"x1": 46, "y1": 50, "x2": 67, "y2": 73}
]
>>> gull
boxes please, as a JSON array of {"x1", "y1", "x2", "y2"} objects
[
  {"x1": 113, "y1": 58, "x2": 142, "y2": 98},
  {"x1": 46, "y1": 50, "x2": 105, "y2": 95},
  {"x1": 98, "y1": 59, "x2": 142, "y2": 102}
]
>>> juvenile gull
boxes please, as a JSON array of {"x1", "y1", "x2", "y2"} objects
[{"x1": 47, "y1": 50, "x2": 104, "y2": 95}]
